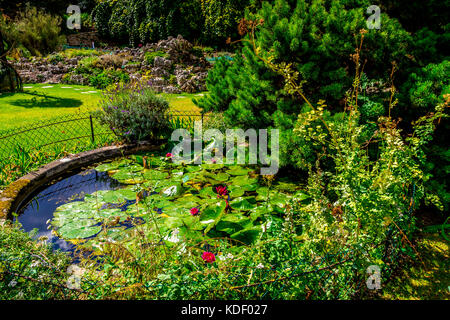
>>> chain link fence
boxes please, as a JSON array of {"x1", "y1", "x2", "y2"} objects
[{"x1": 0, "y1": 110, "x2": 207, "y2": 160}]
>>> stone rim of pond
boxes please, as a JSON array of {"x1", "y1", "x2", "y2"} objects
[{"x1": 0, "y1": 140, "x2": 165, "y2": 221}]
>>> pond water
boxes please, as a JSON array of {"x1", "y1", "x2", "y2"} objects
[
  {"x1": 15, "y1": 155, "x2": 308, "y2": 256},
  {"x1": 17, "y1": 169, "x2": 122, "y2": 252}
]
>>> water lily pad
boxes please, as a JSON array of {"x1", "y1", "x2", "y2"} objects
[
  {"x1": 199, "y1": 201, "x2": 226, "y2": 234},
  {"x1": 215, "y1": 172, "x2": 230, "y2": 182},
  {"x1": 162, "y1": 183, "x2": 184, "y2": 197},
  {"x1": 230, "y1": 197, "x2": 256, "y2": 211},
  {"x1": 143, "y1": 169, "x2": 169, "y2": 180},
  {"x1": 227, "y1": 166, "x2": 252, "y2": 176},
  {"x1": 230, "y1": 226, "x2": 261, "y2": 245},
  {"x1": 202, "y1": 163, "x2": 224, "y2": 171},
  {"x1": 102, "y1": 189, "x2": 137, "y2": 203},
  {"x1": 294, "y1": 191, "x2": 310, "y2": 202},
  {"x1": 229, "y1": 185, "x2": 245, "y2": 198},
  {"x1": 58, "y1": 222, "x2": 102, "y2": 239},
  {"x1": 269, "y1": 193, "x2": 290, "y2": 208},
  {"x1": 95, "y1": 162, "x2": 119, "y2": 172}
]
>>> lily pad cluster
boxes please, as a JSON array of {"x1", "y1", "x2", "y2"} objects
[{"x1": 50, "y1": 155, "x2": 309, "y2": 250}]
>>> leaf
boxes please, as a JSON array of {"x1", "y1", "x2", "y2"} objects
[
  {"x1": 58, "y1": 222, "x2": 102, "y2": 239},
  {"x1": 95, "y1": 162, "x2": 119, "y2": 172},
  {"x1": 202, "y1": 163, "x2": 224, "y2": 171},
  {"x1": 230, "y1": 197, "x2": 256, "y2": 211},
  {"x1": 199, "y1": 201, "x2": 225, "y2": 224},
  {"x1": 102, "y1": 189, "x2": 136, "y2": 203},
  {"x1": 293, "y1": 191, "x2": 310, "y2": 202},
  {"x1": 227, "y1": 166, "x2": 252, "y2": 176},
  {"x1": 230, "y1": 226, "x2": 261, "y2": 245},
  {"x1": 215, "y1": 172, "x2": 230, "y2": 182},
  {"x1": 249, "y1": 206, "x2": 267, "y2": 221},
  {"x1": 142, "y1": 169, "x2": 169, "y2": 180},
  {"x1": 269, "y1": 193, "x2": 290, "y2": 208},
  {"x1": 229, "y1": 185, "x2": 245, "y2": 198},
  {"x1": 199, "y1": 201, "x2": 227, "y2": 234},
  {"x1": 162, "y1": 183, "x2": 184, "y2": 197}
]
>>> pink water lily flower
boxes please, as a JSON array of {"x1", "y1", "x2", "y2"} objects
[
  {"x1": 166, "y1": 153, "x2": 173, "y2": 158},
  {"x1": 202, "y1": 251, "x2": 216, "y2": 263},
  {"x1": 190, "y1": 207, "x2": 199, "y2": 216}
]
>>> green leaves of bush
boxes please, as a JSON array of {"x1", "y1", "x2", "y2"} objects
[{"x1": 95, "y1": 84, "x2": 171, "y2": 143}]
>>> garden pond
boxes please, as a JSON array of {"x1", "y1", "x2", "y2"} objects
[{"x1": 17, "y1": 153, "x2": 310, "y2": 255}]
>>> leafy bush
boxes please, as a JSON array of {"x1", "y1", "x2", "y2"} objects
[
  {"x1": 77, "y1": 56, "x2": 100, "y2": 69},
  {"x1": 400, "y1": 61, "x2": 450, "y2": 211},
  {"x1": 144, "y1": 51, "x2": 169, "y2": 65},
  {"x1": 404, "y1": 60, "x2": 450, "y2": 111},
  {"x1": 92, "y1": 0, "x2": 202, "y2": 45},
  {"x1": 92, "y1": 0, "x2": 258, "y2": 46},
  {"x1": 200, "y1": 0, "x2": 251, "y2": 45},
  {"x1": 260, "y1": 31, "x2": 449, "y2": 294},
  {"x1": 63, "y1": 48, "x2": 101, "y2": 59},
  {"x1": 0, "y1": 221, "x2": 74, "y2": 300},
  {"x1": 12, "y1": 6, "x2": 65, "y2": 56},
  {"x1": 95, "y1": 83, "x2": 172, "y2": 142},
  {"x1": 88, "y1": 69, "x2": 130, "y2": 89}
]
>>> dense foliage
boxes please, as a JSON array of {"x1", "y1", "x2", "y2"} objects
[
  {"x1": 91, "y1": 0, "x2": 258, "y2": 46},
  {"x1": 0, "y1": 0, "x2": 448, "y2": 301},
  {"x1": 1, "y1": 6, "x2": 65, "y2": 57},
  {"x1": 196, "y1": 0, "x2": 412, "y2": 127},
  {"x1": 0, "y1": 221, "x2": 75, "y2": 300},
  {"x1": 96, "y1": 83, "x2": 172, "y2": 142},
  {"x1": 195, "y1": 0, "x2": 450, "y2": 210}
]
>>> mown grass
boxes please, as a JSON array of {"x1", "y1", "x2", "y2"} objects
[
  {"x1": 0, "y1": 84, "x2": 101, "y2": 131},
  {"x1": 158, "y1": 92, "x2": 203, "y2": 112},
  {"x1": 0, "y1": 84, "x2": 202, "y2": 132}
]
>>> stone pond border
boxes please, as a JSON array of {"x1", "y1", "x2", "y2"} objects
[{"x1": 0, "y1": 141, "x2": 163, "y2": 221}]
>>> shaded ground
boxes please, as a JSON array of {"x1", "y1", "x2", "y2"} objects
[{"x1": 381, "y1": 221, "x2": 449, "y2": 300}]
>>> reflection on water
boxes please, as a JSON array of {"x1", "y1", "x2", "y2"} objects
[{"x1": 16, "y1": 169, "x2": 121, "y2": 252}]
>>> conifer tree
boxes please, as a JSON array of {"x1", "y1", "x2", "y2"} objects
[{"x1": 195, "y1": 0, "x2": 412, "y2": 129}]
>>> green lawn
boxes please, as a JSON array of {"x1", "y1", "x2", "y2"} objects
[
  {"x1": 0, "y1": 84, "x2": 101, "y2": 131},
  {"x1": 0, "y1": 84, "x2": 202, "y2": 132}
]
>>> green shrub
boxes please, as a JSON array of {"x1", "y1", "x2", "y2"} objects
[
  {"x1": 264, "y1": 34, "x2": 449, "y2": 294},
  {"x1": 77, "y1": 56, "x2": 100, "y2": 69},
  {"x1": 91, "y1": 0, "x2": 258, "y2": 46},
  {"x1": 47, "y1": 53, "x2": 65, "y2": 64},
  {"x1": 92, "y1": 0, "x2": 203, "y2": 45},
  {"x1": 13, "y1": 6, "x2": 65, "y2": 56},
  {"x1": 404, "y1": 60, "x2": 450, "y2": 111},
  {"x1": 89, "y1": 69, "x2": 130, "y2": 89},
  {"x1": 144, "y1": 51, "x2": 169, "y2": 65},
  {"x1": 200, "y1": 0, "x2": 251, "y2": 44},
  {"x1": 95, "y1": 83, "x2": 172, "y2": 142},
  {"x1": 0, "y1": 221, "x2": 74, "y2": 300},
  {"x1": 63, "y1": 48, "x2": 101, "y2": 59}
]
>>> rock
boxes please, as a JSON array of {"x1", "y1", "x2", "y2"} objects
[
  {"x1": 153, "y1": 56, "x2": 173, "y2": 70},
  {"x1": 11, "y1": 35, "x2": 212, "y2": 93}
]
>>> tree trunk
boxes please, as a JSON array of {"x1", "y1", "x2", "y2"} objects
[{"x1": 0, "y1": 29, "x2": 23, "y2": 92}]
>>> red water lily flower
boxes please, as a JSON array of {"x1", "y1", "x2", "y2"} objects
[
  {"x1": 215, "y1": 185, "x2": 228, "y2": 197},
  {"x1": 166, "y1": 153, "x2": 173, "y2": 158},
  {"x1": 190, "y1": 207, "x2": 199, "y2": 216},
  {"x1": 202, "y1": 251, "x2": 216, "y2": 263},
  {"x1": 215, "y1": 185, "x2": 231, "y2": 210}
]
